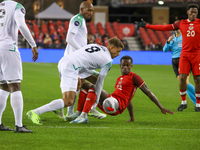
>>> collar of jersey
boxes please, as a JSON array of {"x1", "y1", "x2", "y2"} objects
[{"x1": 77, "y1": 14, "x2": 84, "y2": 19}]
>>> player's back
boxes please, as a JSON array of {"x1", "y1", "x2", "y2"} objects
[
  {"x1": 0, "y1": 0, "x2": 23, "y2": 50},
  {"x1": 64, "y1": 44, "x2": 112, "y2": 71}
]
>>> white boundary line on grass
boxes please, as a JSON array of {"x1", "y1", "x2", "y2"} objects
[{"x1": 29, "y1": 126, "x2": 200, "y2": 131}]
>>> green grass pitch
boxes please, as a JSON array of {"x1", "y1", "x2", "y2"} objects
[{"x1": 0, "y1": 63, "x2": 199, "y2": 150}]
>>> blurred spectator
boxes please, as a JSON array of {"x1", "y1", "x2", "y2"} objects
[
  {"x1": 27, "y1": 20, "x2": 33, "y2": 26},
  {"x1": 51, "y1": 31, "x2": 59, "y2": 42},
  {"x1": 103, "y1": 36, "x2": 109, "y2": 46},
  {"x1": 102, "y1": 33, "x2": 109, "y2": 40},
  {"x1": 147, "y1": 41, "x2": 155, "y2": 50},
  {"x1": 61, "y1": 41, "x2": 67, "y2": 49},
  {"x1": 37, "y1": 32, "x2": 43, "y2": 41},
  {"x1": 121, "y1": 37, "x2": 129, "y2": 50},
  {"x1": 51, "y1": 39, "x2": 61, "y2": 49},
  {"x1": 155, "y1": 41, "x2": 163, "y2": 50},
  {"x1": 59, "y1": 32, "x2": 66, "y2": 44},
  {"x1": 87, "y1": 34, "x2": 95, "y2": 44},
  {"x1": 43, "y1": 33, "x2": 52, "y2": 48},
  {"x1": 57, "y1": 24, "x2": 65, "y2": 35},
  {"x1": 36, "y1": 38, "x2": 44, "y2": 49},
  {"x1": 48, "y1": 20, "x2": 55, "y2": 29}
]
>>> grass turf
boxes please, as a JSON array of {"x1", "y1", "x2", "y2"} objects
[{"x1": 0, "y1": 63, "x2": 199, "y2": 150}]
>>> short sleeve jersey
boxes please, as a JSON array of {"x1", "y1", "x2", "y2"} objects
[
  {"x1": 66, "y1": 44, "x2": 112, "y2": 76},
  {"x1": 0, "y1": 0, "x2": 25, "y2": 51},
  {"x1": 111, "y1": 72, "x2": 145, "y2": 113},
  {"x1": 173, "y1": 19, "x2": 200, "y2": 54},
  {"x1": 64, "y1": 14, "x2": 87, "y2": 56}
]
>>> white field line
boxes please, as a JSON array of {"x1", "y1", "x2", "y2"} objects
[{"x1": 28, "y1": 126, "x2": 200, "y2": 131}]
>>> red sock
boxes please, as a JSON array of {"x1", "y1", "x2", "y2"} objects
[
  {"x1": 180, "y1": 90, "x2": 186, "y2": 103},
  {"x1": 77, "y1": 89, "x2": 88, "y2": 112},
  {"x1": 195, "y1": 92, "x2": 200, "y2": 105},
  {"x1": 82, "y1": 88, "x2": 97, "y2": 114}
]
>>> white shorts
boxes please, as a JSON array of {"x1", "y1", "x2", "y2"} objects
[
  {"x1": 0, "y1": 50, "x2": 22, "y2": 84},
  {"x1": 58, "y1": 57, "x2": 78, "y2": 93}
]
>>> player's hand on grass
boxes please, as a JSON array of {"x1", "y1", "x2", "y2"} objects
[
  {"x1": 127, "y1": 117, "x2": 135, "y2": 122},
  {"x1": 161, "y1": 108, "x2": 175, "y2": 115},
  {"x1": 134, "y1": 19, "x2": 146, "y2": 28},
  {"x1": 32, "y1": 47, "x2": 39, "y2": 62}
]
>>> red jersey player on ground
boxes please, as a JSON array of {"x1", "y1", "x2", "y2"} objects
[
  {"x1": 65, "y1": 55, "x2": 174, "y2": 123},
  {"x1": 135, "y1": 3, "x2": 200, "y2": 112}
]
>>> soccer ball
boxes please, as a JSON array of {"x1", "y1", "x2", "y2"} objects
[{"x1": 103, "y1": 97, "x2": 119, "y2": 114}]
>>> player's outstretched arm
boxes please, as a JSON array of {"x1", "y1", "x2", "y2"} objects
[
  {"x1": 31, "y1": 47, "x2": 38, "y2": 62},
  {"x1": 126, "y1": 101, "x2": 135, "y2": 122},
  {"x1": 140, "y1": 84, "x2": 174, "y2": 115},
  {"x1": 134, "y1": 19, "x2": 146, "y2": 28}
]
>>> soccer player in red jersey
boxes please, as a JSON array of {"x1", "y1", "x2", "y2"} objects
[
  {"x1": 66, "y1": 56, "x2": 174, "y2": 123},
  {"x1": 135, "y1": 3, "x2": 200, "y2": 112}
]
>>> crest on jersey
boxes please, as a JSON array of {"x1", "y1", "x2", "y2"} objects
[
  {"x1": 21, "y1": 8, "x2": 25, "y2": 14},
  {"x1": 189, "y1": 26, "x2": 194, "y2": 30},
  {"x1": 74, "y1": 21, "x2": 80, "y2": 26}
]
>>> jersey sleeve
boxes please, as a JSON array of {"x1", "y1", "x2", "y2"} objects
[
  {"x1": 14, "y1": 3, "x2": 25, "y2": 18},
  {"x1": 163, "y1": 36, "x2": 172, "y2": 52},
  {"x1": 132, "y1": 73, "x2": 145, "y2": 88},
  {"x1": 146, "y1": 24, "x2": 174, "y2": 31},
  {"x1": 14, "y1": 4, "x2": 36, "y2": 48},
  {"x1": 69, "y1": 15, "x2": 83, "y2": 35},
  {"x1": 94, "y1": 61, "x2": 112, "y2": 105}
]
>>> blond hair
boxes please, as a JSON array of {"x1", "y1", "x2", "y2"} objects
[{"x1": 108, "y1": 37, "x2": 124, "y2": 49}]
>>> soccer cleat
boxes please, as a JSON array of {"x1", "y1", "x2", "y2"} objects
[
  {"x1": 64, "y1": 112, "x2": 79, "y2": 121},
  {"x1": 88, "y1": 109, "x2": 107, "y2": 119},
  {"x1": 0, "y1": 124, "x2": 13, "y2": 131},
  {"x1": 26, "y1": 110, "x2": 42, "y2": 125},
  {"x1": 70, "y1": 116, "x2": 88, "y2": 124},
  {"x1": 14, "y1": 125, "x2": 32, "y2": 133},
  {"x1": 195, "y1": 107, "x2": 200, "y2": 112},
  {"x1": 177, "y1": 104, "x2": 187, "y2": 111},
  {"x1": 53, "y1": 109, "x2": 65, "y2": 119}
]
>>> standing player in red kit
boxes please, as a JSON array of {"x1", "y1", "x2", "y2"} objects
[
  {"x1": 66, "y1": 56, "x2": 174, "y2": 123},
  {"x1": 135, "y1": 3, "x2": 200, "y2": 111}
]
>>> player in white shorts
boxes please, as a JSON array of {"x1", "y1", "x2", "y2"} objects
[
  {"x1": 0, "y1": 0, "x2": 38, "y2": 133},
  {"x1": 26, "y1": 37, "x2": 124, "y2": 124},
  {"x1": 56, "y1": 1, "x2": 103, "y2": 118}
]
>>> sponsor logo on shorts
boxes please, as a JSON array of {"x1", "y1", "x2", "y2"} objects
[{"x1": 74, "y1": 21, "x2": 79, "y2": 26}]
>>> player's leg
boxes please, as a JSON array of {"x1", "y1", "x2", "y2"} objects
[
  {"x1": 85, "y1": 75, "x2": 107, "y2": 119},
  {"x1": 66, "y1": 77, "x2": 83, "y2": 116},
  {"x1": 71, "y1": 85, "x2": 109, "y2": 123},
  {"x1": 186, "y1": 75, "x2": 196, "y2": 105},
  {"x1": 27, "y1": 63, "x2": 78, "y2": 124},
  {"x1": 190, "y1": 54, "x2": 200, "y2": 112},
  {"x1": 178, "y1": 54, "x2": 190, "y2": 111},
  {"x1": 0, "y1": 82, "x2": 12, "y2": 131},
  {"x1": 194, "y1": 75, "x2": 200, "y2": 111}
]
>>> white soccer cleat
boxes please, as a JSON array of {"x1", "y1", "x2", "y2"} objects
[
  {"x1": 88, "y1": 109, "x2": 107, "y2": 119},
  {"x1": 70, "y1": 116, "x2": 88, "y2": 124},
  {"x1": 64, "y1": 112, "x2": 79, "y2": 121},
  {"x1": 53, "y1": 109, "x2": 65, "y2": 119}
]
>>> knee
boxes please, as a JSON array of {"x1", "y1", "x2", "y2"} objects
[
  {"x1": 179, "y1": 74, "x2": 187, "y2": 83},
  {"x1": 63, "y1": 97, "x2": 74, "y2": 107}
]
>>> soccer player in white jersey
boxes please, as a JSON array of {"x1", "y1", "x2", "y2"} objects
[
  {"x1": 0, "y1": 0, "x2": 38, "y2": 133},
  {"x1": 56, "y1": 1, "x2": 105, "y2": 118},
  {"x1": 26, "y1": 37, "x2": 124, "y2": 125}
]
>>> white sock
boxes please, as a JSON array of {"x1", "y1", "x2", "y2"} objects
[
  {"x1": 67, "y1": 93, "x2": 77, "y2": 115},
  {"x1": 0, "y1": 89, "x2": 10, "y2": 125},
  {"x1": 80, "y1": 112, "x2": 88, "y2": 118},
  {"x1": 10, "y1": 91, "x2": 23, "y2": 127},
  {"x1": 181, "y1": 100, "x2": 187, "y2": 105},
  {"x1": 33, "y1": 99, "x2": 64, "y2": 115}
]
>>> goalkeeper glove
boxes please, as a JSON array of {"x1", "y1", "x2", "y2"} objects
[{"x1": 135, "y1": 19, "x2": 146, "y2": 28}]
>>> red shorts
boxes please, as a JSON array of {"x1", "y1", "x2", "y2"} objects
[{"x1": 179, "y1": 54, "x2": 200, "y2": 76}]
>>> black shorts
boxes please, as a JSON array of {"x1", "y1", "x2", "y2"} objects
[{"x1": 172, "y1": 58, "x2": 180, "y2": 77}]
